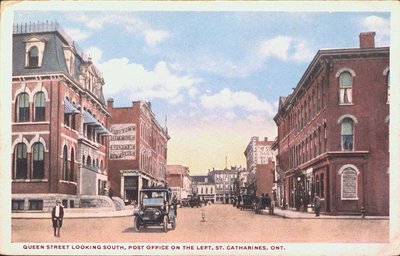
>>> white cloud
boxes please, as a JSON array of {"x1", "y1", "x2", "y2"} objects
[
  {"x1": 92, "y1": 52, "x2": 201, "y2": 103},
  {"x1": 68, "y1": 12, "x2": 170, "y2": 48},
  {"x1": 259, "y1": 36, "x2": 292, "y2": 61},
  {"x1": 200, "y1": 88, "x2": 275, "y2": 117},
  {"x1": 85, "y1": 46, "x2": 103, "y2": 64},
  {"x1": 258, "y1": 36, "x2": 314, "y2": 63},
  {"x1": 144, "y1": 30, "x2": 170, "y2": 48},
  {"x1": 361, "y1": 16, "x2": 390, "y2": 46},
  {"x1": 64, "y1": 27, "x2": 90, "y2": 41}
]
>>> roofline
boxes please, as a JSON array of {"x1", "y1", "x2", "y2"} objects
[{"x1": 274, "y1": 46, "x2": 389, "y2": 122}]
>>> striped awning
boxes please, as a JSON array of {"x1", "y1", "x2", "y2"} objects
[
  {"x1": 83, "y1": 111, "x2": 113, "y2": 136},
  {"x1": 64, "y1": 99, "x2": 78, "y2": 114}
]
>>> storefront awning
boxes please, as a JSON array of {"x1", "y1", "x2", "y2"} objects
[
  {"x1": 83, "y1": 110, "x2": 113, "y2": 136},
  {"x1": 64, "y1": 98, "x2": 78, "y2": 114}
]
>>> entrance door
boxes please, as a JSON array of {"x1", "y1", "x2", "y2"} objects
[{"x1": 124, "y1": 176, "x2": 138, "y2": 205}]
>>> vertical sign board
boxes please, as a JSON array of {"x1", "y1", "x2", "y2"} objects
[
  {"x1": 341, "y1": 168, "x2": 357, "y2": 199},
  {"x1": 109, "y1": 124, "x2": 136, "y2": 160}
]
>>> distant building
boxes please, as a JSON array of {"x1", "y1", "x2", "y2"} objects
[
  {"x1": 244, "y1": 137, "x2": 275, "y2": 197},
  {"x1": 107, "y1": 99, "x2": 169, "y2": 204},
  {"x1": 209, "y1": 166, "x2": 241, "y2": 204},
  {"x1": 11, "y1": 22, "x2": 112, "y2": 211},
  {"x1": 191, "y1": 175, "x2": 216, "y2": 203},
  {"x1": 166, "y1": 165, "x2": 192, "y2": 200},
  {"x1": 274, "y1": 32, "x2": 389, "y2": 215}
]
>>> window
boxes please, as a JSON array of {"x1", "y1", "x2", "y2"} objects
[
  {"x1": 32, "y1": 142, "x2": 44, "y2": 179},
  {"x1": 28, "y1": 46, "x2": 39, "y2": 67},
  {"x1": 14, "y1": 143, "x2": 27, "y2": 179},
  {"x1": 34, "y1": 92, "x2": 45, "y2": 121},
  {"x1": 341, "y1": 118, "x2": 354, "y2": 150},
  {"x1": 340, "y1": 167, "x2": 358, "y2": 200},
  {"x1": 70, "y1": 148, "x2": 75, "y2": 181},
  {"x1": 62, "y1": 146, "x2": 68, "y2": 180},
  {"x1": 339, "y1": 72, "x2": 353, "y2": 104},
  {"x1": 16, "y1": 93, "x2": 30, "y2": 122},
  {"x1": 320, "y1": 174, "x2": 324, "y2": 198},
  {"x1": 12, "y1": 200, "x2": 25, "y2": 211},
  {"x1": 29, "y1": 200, "x2": 43, "y2": 210}
]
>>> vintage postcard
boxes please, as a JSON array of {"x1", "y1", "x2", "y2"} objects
[{"x1": 1, "y1": 1, "x2": 399, "y2": 255}]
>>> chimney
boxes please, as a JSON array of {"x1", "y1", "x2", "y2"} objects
[
  {"x1": 359, "y1": 32, "x2": 375, "y2": 49},
  {"x1": 107, "y1": 98, "x2": 114, "y2": 108}
]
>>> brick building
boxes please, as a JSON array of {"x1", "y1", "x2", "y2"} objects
[
  {"x1": 166, "y1": 165, "x2": 192, "y2": 201},
  {"x1": 209, "y1": 167, "x2": 241, "y2": 204},
  {"x1": 274, "y1": 32, "x2": 389, "y2": 215},
  {"x1": 107, "y1": 99, "x2": 169, "y2": 204},
  {"x1": 244, "y1": 137, "x2": 275, "y2": 198},
  {"x1": 11, "y1": 22, "x2": 112, "y2": 211}
]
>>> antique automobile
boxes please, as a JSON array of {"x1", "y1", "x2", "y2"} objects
[
  {"x1": 189, "y1": 195, "x2": 201, "y2": 208},
  {"x1": 133, "y1": 186, "x2": 176, "y2": 232},
  {"x1": 240, "y1": 194, "x2": 254, "y2": 211}
]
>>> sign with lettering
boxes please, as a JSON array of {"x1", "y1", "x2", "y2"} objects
[
  {"x1": 341, "y1": 168, "x2": 357, "y2": 199},
  {"x1": 109, "y1": 124, "x2": 136, "y2": 160}
]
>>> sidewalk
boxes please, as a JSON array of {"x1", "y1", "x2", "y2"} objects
[
  {"x1": 262, "y1": 208, "x2": 389, "y2": 220},
  {"x1": 12, "y1": 205, "x2": 135, "y2": 219}
]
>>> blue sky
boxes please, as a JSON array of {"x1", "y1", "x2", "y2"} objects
[{"x1": 11, "y1": 4, "x2": 391, "y2": 174}]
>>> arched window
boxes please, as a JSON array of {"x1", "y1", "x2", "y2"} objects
[
  {"x1": 62, "y1": 145, "x2": 68, "y2": 180},
  {"x1": 34, "y1": 92, "x2": 45, "y2": 121},
  {"x1": 339, "y1": 72, "x2": 353, "y2": 104},
  {"x1": 28, "y1": 46, "x2": 39, "y2": 67},
  {"x1": 16, "y1": 93, "x2": 30, "y2": 122},
  {"x1": 341, "y1": 118, "x2": 354, "y2": 151},
  {"x1": 87, "y1": 156, "x2": 91, "y2": 166},
  {"x1": 32, "y1": 142, "x2": 44, "y2": 179},
  {"x1": 70, "y1": 148, "x2": 75, "y2": 181},
  {"x1": 14, "y1": 143, "x2": 28, "y2": 179}
]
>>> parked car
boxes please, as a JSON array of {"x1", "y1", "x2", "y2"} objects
[
  {"x1": 240, "y1": 194, "x2": 254, "y2": 211},
  {"x1": 189, "y1": 195, "x2": 201, "y2": 208},
  {"x1": 133, "y1": 186, "x2": 176, "y2": 232}
]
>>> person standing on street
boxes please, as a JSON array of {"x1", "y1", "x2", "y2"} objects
[
  {"x1": 313, "y1": 194, "x2": 321, "y2": 217},
  {"x1": 51, "y1": 199, "x2": 64, "y2": 237}
]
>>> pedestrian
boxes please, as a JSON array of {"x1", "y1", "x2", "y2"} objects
[
  {"x1": 51, "y1": 199, "x2": 64, "y2": 237},
  {"x1": 313, "y1": 194, "x2": 321, "y2": 217},
  {"x1": 265, "y1": 193, "x2": 271, "y2": 208},
  {"x1": 172, "y1": 194, "x2": 178, "y2": 217}
]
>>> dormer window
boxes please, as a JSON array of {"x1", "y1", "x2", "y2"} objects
[
  {"x1": 28, "y1": 47, "x2": 39, "y2": 67},
  {"x1": 24, "y1": 36, "x2": 46, "y2": 68}
]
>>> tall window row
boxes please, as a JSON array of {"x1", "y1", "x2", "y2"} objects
[
  {"x1": 15, "y1": 91, "x2": 46, "y2": 122},
  {"x1": 13, "y1": 142, "x2": 45, "y2": 180},
  {"x1": 286, "y1": 123, "x2": 327, "y2": 169}
]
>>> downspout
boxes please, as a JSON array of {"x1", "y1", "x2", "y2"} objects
[{"x1": 48, "y1": 81, "x2": 53, "y2": 192}]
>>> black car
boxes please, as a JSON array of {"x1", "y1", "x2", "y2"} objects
[
  {"x1": 189, "y1": 196, "x2": 201, "y2": 208},
  {"x1": 133, "y1": 186, "x2": 176, "y2": 232},
  {"x1": 240, "y1": 194, "x2": 254, "y2": 211}
]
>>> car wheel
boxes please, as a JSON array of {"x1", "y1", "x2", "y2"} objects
[
  {"x1": 163, "y1": 216, "x2": 168, "y2": 233},
  {"x1": 134, "y1": 216, "x2": 141, "y2": 232}
]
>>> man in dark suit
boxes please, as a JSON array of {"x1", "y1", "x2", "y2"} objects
[{"x1": 51, "y1": 199, "x2": 64, "y2": 237}]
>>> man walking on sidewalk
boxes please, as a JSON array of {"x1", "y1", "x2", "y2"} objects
[
  {"x1": 313, "y1": 194, "x2": 321, "y2": 217},
  {"x1": 51, "y1": 199, "x2": 64, "y2": 237}
]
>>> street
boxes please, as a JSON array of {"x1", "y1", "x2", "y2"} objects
[{"x1": 12, "y1": 204, "x2": 388, "y2": 243}]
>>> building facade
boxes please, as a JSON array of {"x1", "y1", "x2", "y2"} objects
[
  {"x1": 274, "y1": 32, "x2": 389, "y2": 215},
  {"x1": 166, "y1": 165, "x2": 192, "y2": 201},
  {"x1": 107, "y1": 99, "x2": 169, "y2": 204},
  {"x1": 209, "y1": 167, "x2": 241, "y2": 204},
  {"x1": 244, "y1": 137, "x2": 275, "y2": 197},
  {"x1": 191, "y1": 175, "x2": 216, "y2": 203},
  {"x1": 11, "y1": 22, "x2": 112, "y2": 211}
]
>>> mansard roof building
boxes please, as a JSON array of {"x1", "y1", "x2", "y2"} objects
[{"x1": 11, "y1": 22, "x2": 112, "y2": 211}]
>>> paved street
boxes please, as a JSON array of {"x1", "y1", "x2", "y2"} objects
[{"x1": 12, "y1": 204, "x2": 388, "y2": 243}]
